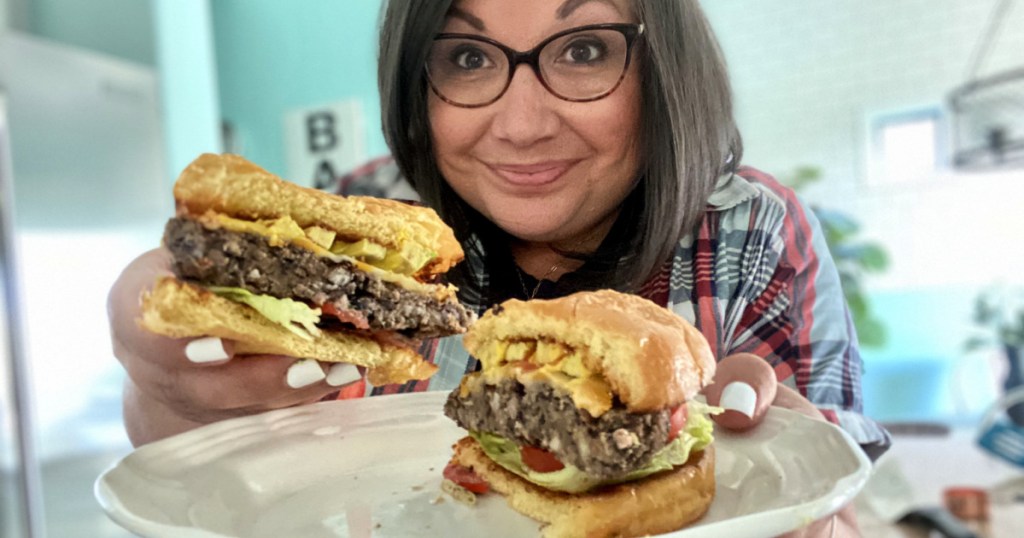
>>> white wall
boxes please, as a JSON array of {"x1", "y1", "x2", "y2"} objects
[
  {"x1": 704, "y1": 0, "x2": 1024, "y2": 200},
  {"x1": 704, "y1": 0, "x2": 1024, "y2": 290}
]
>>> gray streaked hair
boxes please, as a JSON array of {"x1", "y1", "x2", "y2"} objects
[{"x1": 378, "y1": 0, "x2": 742, "y2": 297}]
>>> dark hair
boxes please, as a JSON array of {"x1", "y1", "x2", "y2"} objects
[{"x1": 378, "y1": 0, "x2": 742, "y2": 303}]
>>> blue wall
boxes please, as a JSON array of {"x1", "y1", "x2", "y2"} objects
[
  {"x1": 27, "y1": 0, "x2": 155, "y2": 66},
  {"x1": 860, "y1": 286, "x2": 999, "y2": 425},
  {"x1": 211, "y1": 0, "x2": 387, "y2": 177}
]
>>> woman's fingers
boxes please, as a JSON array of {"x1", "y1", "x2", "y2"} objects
[
  {"x1": 325, "y1": 362, "x2": 363, "y2": 387},
  {"x1": 184, "y1": 336, "x2": 233, "y2": 364},
  {"x1": 703, "y1": 353, "x2": 778, "y2": 431},
  {"x1": 156, "y1": 354, "x2": 357, "y2": 423},
  {"x1": 773, "y1": 383, "x2": 826, "y2": 421},
  {"x1": 108, "y1": 248, "x2": 366, "y2": 430}
]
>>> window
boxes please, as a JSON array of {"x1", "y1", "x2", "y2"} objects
[{"x1": 869, "y1": 107, "x2": 945, "y2": 185}]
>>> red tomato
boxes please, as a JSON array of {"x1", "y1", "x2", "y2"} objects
[
  {"x1": 442, "y1": 462, "x2": 489, "y2": 494},
  {"x1": 520, "y1": 446, "x2": 565, "y2": 473},
  {"x1": 668, "y1": 403, "x2": 689, "y2": 441},
  {"x1": 320, "y1": 303, "x2": 370, "y2": 329}
]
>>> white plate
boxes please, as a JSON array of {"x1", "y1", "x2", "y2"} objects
[{"x1": 96, "y1": 392, "x2": 871, "y2": 538}]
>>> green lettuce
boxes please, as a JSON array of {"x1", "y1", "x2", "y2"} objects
[
  {"x1": 207, "y1": 286, "x2": 322, "y2": 341},
  {"x1": 471, "y1": 401, "x2": 719, "y2": 494}
]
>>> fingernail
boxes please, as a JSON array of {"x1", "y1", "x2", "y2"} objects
[
  {"x1": 286, "y1": 359, "x2": 326, "y2": 389},
  {"x1": 185, "y1": 337, "x2": 229, "y2": 363},
  {"x1": 720, "y1": 381, "x2": 757, "y2": 418},
  {"x1": 326, "y1": 363, "x2": 362, "y2": 387}
]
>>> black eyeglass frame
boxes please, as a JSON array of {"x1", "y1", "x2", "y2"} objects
[{"x1": 426, "y1": 22, "x2": 646, "y2": 108}]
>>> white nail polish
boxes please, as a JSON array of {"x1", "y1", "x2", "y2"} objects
[
  {"x1": 185, "y1": 337, "x2": 229, "y2": 363},
  {"x1": 326, "y1": 363, "x2": 362, "y2": 387},
  {"x1": 720, "y1": 381, "x2": 757, "y2": 418},
  {"x1": 286, "y1": 359, "x2": 326, "y2": 389}
]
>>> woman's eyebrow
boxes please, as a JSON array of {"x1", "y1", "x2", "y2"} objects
[
  {"x1": 446, "y1": 6, "x2": 486, "y2": 31},
  {"x1": 557, "y1": 0, "x2": 622, "y2": 19}
]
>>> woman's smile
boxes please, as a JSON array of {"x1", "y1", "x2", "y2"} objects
[{"x1": 485, "y1": 159, "x2": 580, "y2": 188}]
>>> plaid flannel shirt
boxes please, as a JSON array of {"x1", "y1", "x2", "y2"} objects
[{"x1": 331, "y1": 159, "x2": 891, "y2": 455}]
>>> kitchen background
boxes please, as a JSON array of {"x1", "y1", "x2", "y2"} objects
[{"x1": 1, "y1": 0, "x2": 1022, "y2": 536}]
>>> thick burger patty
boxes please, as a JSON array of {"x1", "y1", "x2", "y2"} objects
[
  {"x1": 444, "y1": 379, "x2": 671, "y2": 479},
  {"x1": 164, "y1": 217, "x2": 473, "y2": 338}
]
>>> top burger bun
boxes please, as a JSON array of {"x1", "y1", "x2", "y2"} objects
[
  {"x1": 173, "y1": 153, "x2": 463, "y2": 277},
  {"x1": 463, "y1": 290, "x2": 715, "y2": 412}
]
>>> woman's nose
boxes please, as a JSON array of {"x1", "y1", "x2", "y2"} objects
[{"x1": 489, "y1": 65, "x2": 559, "y2": 147}]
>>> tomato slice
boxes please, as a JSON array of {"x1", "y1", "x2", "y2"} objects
[
  {"x1": 520, "y1": 445, "x2": 565, "y2": 473},
  {"x1": 320, "y1": 303, "x2": 370, "y2": 329},
  {"x1": 668, "y1": 403, "x2": 689, "y2": 442},
  {"x1": 442, "y1": 461, "x2": 490, "y2": 494}
]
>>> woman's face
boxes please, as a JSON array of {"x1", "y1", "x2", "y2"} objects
[{"x1": 428, "y1": 0, "x2": 642, "y2": 249}]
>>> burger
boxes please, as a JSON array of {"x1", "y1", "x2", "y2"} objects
[
  {"x1": 443, "y1": 290, "x2": 718, "y2": 538},
  {"x1": 138, "y1": 153, "x2": 474, "y2": 385}
]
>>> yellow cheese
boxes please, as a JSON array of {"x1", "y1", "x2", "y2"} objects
[
  {"x1": 201, "y1": 213, "x2": 337, "y2": 258},
  {"x1": 194, "y1": 212, "x2": 455, "y2": 299},
  {"x1": 475, "y1": 339, "x2": 509, "y2": 371},
  {"x1": 478, "y1": 338, "x2": 613, "y2": 417},
  {"x1": 458, "y1": 372, "x2": 485, "y2": 398},
  {"x1": 564, "y1": 376, "x2": 613, "y2": 416},
  {"x1": 506, "y1": 341, "x2": 536, "y2": 362},
  {"x1": 535, "y1": 340, "x2": 568, "y2": 365},
  {"x1": 304, "y1": 226, "x2": 337, "y2": 250},
  {"x1": 559, "y1": 352, "x2": 588, "y2": 378}
]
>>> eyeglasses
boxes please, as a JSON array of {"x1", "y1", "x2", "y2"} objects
[{"x1": 426, "y1": 23, "x2": 645, "y2": 108}]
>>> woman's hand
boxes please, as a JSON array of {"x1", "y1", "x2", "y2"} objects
[
  {"x1": 108, "y1": 248, "x2": 362, "y2": 446},
  {"x1": 703, "y1": 353, "x2": 861, "y2": 537}
]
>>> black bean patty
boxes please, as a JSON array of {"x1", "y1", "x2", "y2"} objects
[
  {"x1": 164, "y1": 217, "x2": 473, "y2": 338},
  {"x1": 444, "y1": 378, "x2": 671, "y2": 479}
]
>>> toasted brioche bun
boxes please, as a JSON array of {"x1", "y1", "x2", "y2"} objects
[
  {"x1": 172, "y1": 153, "x2": 462, "y2": 277},
  {"x1": 138, "y1": 276, "x2": 436, "y2": 385},
  {"x1": 464, "y1": 290, "x2": 715, "y2": 412},
  {"x1": 452, "y1": 436, "x2": 714, "y2": 538}
]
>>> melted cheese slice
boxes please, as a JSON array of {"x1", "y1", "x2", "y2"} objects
[
  {"x1": 195, "y1": 212, "x2": 455, "y2": 300},
  {"x1": 469, "y1": 339, "x2": 614, "y2": 417}
]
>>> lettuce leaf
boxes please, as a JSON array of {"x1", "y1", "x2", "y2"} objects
[
  {"x1": 207, "y1": 286, "x2": 322, "y2": 341},
  {"x1": 470, "y1": 401, "x2": 718, "y2": 494}
]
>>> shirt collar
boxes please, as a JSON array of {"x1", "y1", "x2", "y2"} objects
[{"x1": 706, "y1": 171, "x2": 760, "y2": 211}]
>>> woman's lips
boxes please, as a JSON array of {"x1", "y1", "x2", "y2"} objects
[{"x1": 488, "y1": 161, "x2": 576, "y2": 186}]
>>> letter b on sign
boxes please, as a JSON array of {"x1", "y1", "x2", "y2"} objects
[
  {"x1": 306, "y1": 112, "x2": 337, "y2": 153},
  {"x1": 284, "y1": 100, "x2": 366, "y2": 189}
]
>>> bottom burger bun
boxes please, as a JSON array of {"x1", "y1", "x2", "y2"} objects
[
  {"x1": 139, "y1": 276, "x2": 437, "y2": 385},
  {"x1": 451, "y1": 436, "x2": 715, "y2": 538}
]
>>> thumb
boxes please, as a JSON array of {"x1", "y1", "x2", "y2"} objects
[{"x1": 703, "y1": 353, "x2": 778, "y2": 432}]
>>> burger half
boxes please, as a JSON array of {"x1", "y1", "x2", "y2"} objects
[
  {"x1": 139, "y1": 153, "x2": 474, "y2": 385},
  {"x1": 443, "y1": 290, "x2": 718, "y2": 538}
]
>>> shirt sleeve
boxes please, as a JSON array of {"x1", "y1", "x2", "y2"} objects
[
  {"x1": 722, "y1": 172, "x2": 891, "y2": 459},
  {"x1": 331, "y1": 155, "x2": 420, "y2": 201}
]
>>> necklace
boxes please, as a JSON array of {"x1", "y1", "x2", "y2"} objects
[{"x1": 516, "y1": 263, "x2": 560, "y2": 299}]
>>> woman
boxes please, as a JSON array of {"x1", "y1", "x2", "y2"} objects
[{"x1": 109, "y1": 0, "x2": 887, "y2": 535}]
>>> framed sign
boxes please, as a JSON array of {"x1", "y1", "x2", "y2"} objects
[{"x1": 284, "y1": 100, "x2": 367, "y2": 189}]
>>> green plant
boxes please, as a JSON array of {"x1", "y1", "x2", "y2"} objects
[
  {"x1": 785, "y1": 166, "x2": 890, "y2": 347},
  {"x1": 966, "y1": 286, "x2": 1024, "y2": 350}
]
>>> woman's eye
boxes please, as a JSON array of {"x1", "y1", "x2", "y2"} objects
[
  {"x1": 451, "y1": 47, "x2": 493, "y2": 70},
  {"x1": 560, "y1": 39, "x2": 607, "y2": 64}
]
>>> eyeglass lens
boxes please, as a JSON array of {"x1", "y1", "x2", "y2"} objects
[{"x1": 427, "y1": 28, "x2": 630, "y2": 106}]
